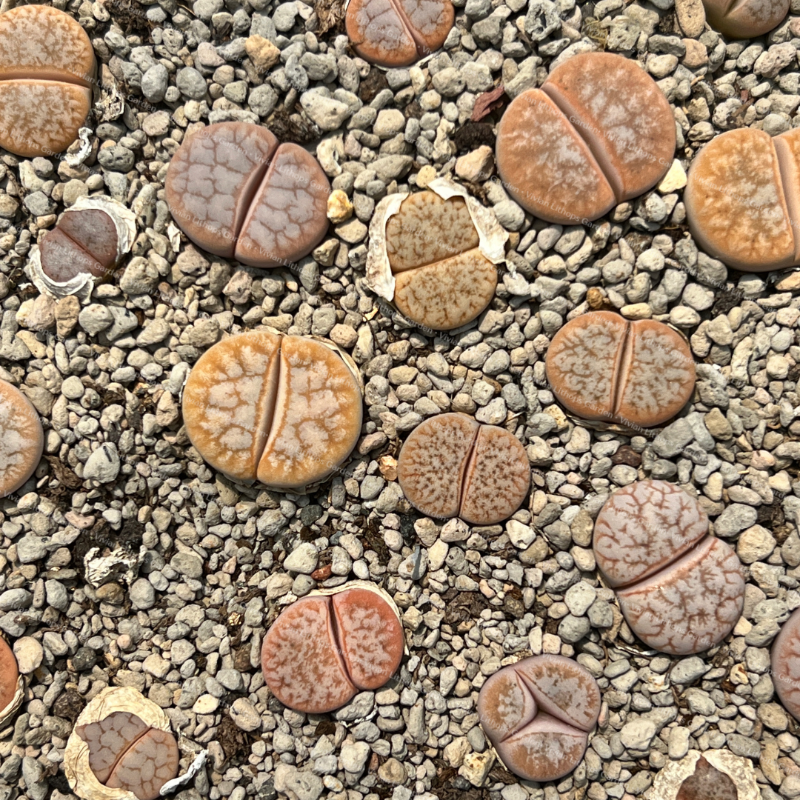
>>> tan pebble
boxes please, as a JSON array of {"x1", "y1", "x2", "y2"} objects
[{"x1": 327, "y1": 189, "x2": 353, "y2": 223}]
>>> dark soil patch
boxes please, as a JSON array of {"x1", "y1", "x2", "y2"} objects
[{"x1": 454, "y1": 122, "x2": 495, "y2": 153}]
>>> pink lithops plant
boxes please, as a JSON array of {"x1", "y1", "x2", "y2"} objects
[
  {"x1": 261, "y1": 584, "x2": 404, "y2": 714},
  {"x1": 396, "y1": 412, "x2": 530, "y2": 525},
  {"x1": 593, "y1": 480, "x2": 745, "y2": 655},
  {"x1": 182, "y1": 331, "x2": 362, "y2": 490},
  {"x1": 478, "y1": 655, "x2": 601, "y2": 782},
  {"x1": 545, "y1": 311, "x2": 696, "y2": 429},
  {"x1": 771, "y1": 606, "x2": 800, "y2": 721},
  {"x1": 345, "y1": 0, "x2": 455, "y2": 67},
  {"x1": 496, "y1": 53, "x2": 675, "y2": 224},
  {"x1": 0, "y1": 380, "x2": 43, "y2": 498},
  {"x1": 702, "y1": 0, "x2": 789, "y2": 38},
  {"x1": 0, "y1": 5, "x2": 95, "y2": 157},
  {"x1": 165, "y1": 122, "x2": 330, "y2": 268},
  {"x1": 685, "y1": 127, "x2": 800, "y2": 272}
]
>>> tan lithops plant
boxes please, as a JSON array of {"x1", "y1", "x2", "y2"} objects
[
  {"x1": 367, "y1": 179, "x2": 507, "y2": 331},
  {"x1": 646, "y1": 750, "x2": 759, "y2": 800},
  {"x1": 182, "y1": 331, "x2": 362, "y2": 490},
  {"x1": 702, "y1": 0, "x2": 789, "y2": 38},
  {"x1": 771, "y1": 605, "x2": 800, "y2": 721},
  {"x1": 0, "y1": 5, "x2": 96, "y2": 157},
  {"x1": 685, "y1": 127, "x2": 800, "y2": 272},
  {"x1": 64, "y1": 687, "x2": 181, "y2": 800},
  {"x1": 397, "y1": 412, "x2": 530, "y2": 525},
  {"x1": 26, "y1": 196, "x2": 136, "y2": 299},
  {"x1": 0, "y1": 636, "x2": 23, "y2": 729},
  {"x1": 0, "y1": 379, "x2": 43, "y2": 498},
  {"x1": 496, "y1": 52, "x2": 675, "y2": 224}
]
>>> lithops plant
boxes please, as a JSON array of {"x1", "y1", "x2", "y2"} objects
[
  {"x1": 26, "y1": 196, "x2": 137, "y2": 298},
  {"x1": 165, "y1": 122, "x2": 330, "y2": 267},
  {"x1": 771, "y1": 605, "x2": 800, "y2": 721},
  {"x1": 685, "y1": 127, "x2": 800, "y2": 272},
  {"x1": 64, "y1": 687, "x2": 181, "y2": 800},
  {"x1": 397, "y1": 413, "x2": 530, "y2": 525},
  {"x1": 647, "y1": 749, "x2": 759, "y2": 800},
  {"x1": 593, "y1": 480, "x2": 745, "y2": 655},
  {"x1": 496, "y1": 52, "x2": 675, "y2": 224},
  {"x1": 702, "y1": 0, "x2": 789, "y2": 38},
  {"x1": 0, "y1": 5, "x2": 95, "y2": 157},
  {"x1": 0, "y1": 380, "x2": 43, "y2": 498},
  {"x1": 366, "y1": 180, "x2": 507, "y2": 331},
  {"x1": 345, "y1": 0, "x2": 454, "y2": 67},
  {"x1": 261, "y1": 583, "x2": 404, "y2": 713},
  {"x1": 0, "y1": 636, "x2": 23, "y2": 728},
  {"x1": 478, "y1": 655, "x2": 601, "y2": 782},
  {"x1": 545, "y1": 311, "x2": 696, "y2": 429},
  {"x1": 182, "y1": 331, "x2": 362, "y2": 490}
]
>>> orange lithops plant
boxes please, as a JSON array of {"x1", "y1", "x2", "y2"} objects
[
  {"x1": 0, "y1": 5, "x2": 95, "y2": 157},
  {"x1": 496, "y1": 52, "x2": 675, "y2": 224},
  {"x1": 182, "y1": 331, "x2": 362, "y2": 490},
  {"x1": 545, "y1": 311, "x2": 695, "y2": 428},
  {"x1": 685, "y1": 127, "x2": 800, "y2": 272},
  {"x1": 0, "y1": 380, "x2": 43, "y2": 497},
  {"x1": 397, "y1": 413, "x2": 530, "y2": 525},
  {"x1": 0, "y1": 636, "x2": 21, "y2": 725},
  {"x1": 702, "y1": 0, "x2": 789, "y2": 38},
  {"x1": 346, "y1": 0, "x2": 454, "y2": 67}
]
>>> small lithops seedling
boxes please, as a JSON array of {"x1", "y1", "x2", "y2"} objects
[
  {"x1": 478, "y1": 655, "x2": 601, "y2": 782},
  {"x1": 545, "y1": 311, "x2": 695, "y2": 429},
  {"x1": 26, "y1": 196, "x2": 136, "y2": 298},
  {"x1": 0, "y1": 380, "x2": 43, "y2": 498},
  {"x1": 261, "y1": 584, "x2": 404, "y2": 714},
  {"x1": 594, "y1": 480, "x2": 745, "y2": 655},
  {"x1": 702, "y1": 0, "x2": 789, "y2": 38},
  {"x1": 397, "y1": 412, "x2": 530, "y2": 525},
  {"x1": 685, "y1": 127, "x2": 800, "y2": 272},
  {"x1": 648, "y1": 749, "x2": 759, "y2": 800},
  {"x1": 0, "y1": 637, "x2": 23, "y2": 728},
  {"x1": 496, "y1": 52, "x2": 675, "y2": 224},
  {"x1": 345, "y1": 0, "x2": 454, "y2": 67},
  {"x1": 0, "y1": 5, "x2": 95, "y2": 157},
  {"x1": 166, "y1": 122, "x2": 330, "y2": 268},
  {"x1": 366, "y1": 180, "x2": 507, "y2": 331},
  {"x1": 771, "y1": 606, "x2": 800, "y2": 721},
  {"x1": 64, "y1": 687, "x2": 183, "y2": 800},
  {"x1": 182, "y1": 331, "x2": 362, "y2": 490}
]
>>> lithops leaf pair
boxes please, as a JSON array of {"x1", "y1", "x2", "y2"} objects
[
  {"x1": 261, "y1": 584, "x2": 404, "y2": 713},
  {"x1": 345, "y1": 0, "x2": 454, "y2": 67},
  {"x1": 0, "y1": 380, "x2": 43, "y2": 498},
  {"x1": 593, "y1": 480, "x2": 745, "y2": 655},
  {"x1": 496, "y1": 52, "x2": 675, "y2": 224},
  {"x1": 545, "y1": 311, "x2": 696, "y2": 429},
  {"x1": 64, "y1": 687, "x2": 181, "y2": 800},
  {"x1": 182, "y1": 331, "x2": 362, "y2": 490},
  {"x1": 0, "y1": 637, "x2": 23, "y2": 728},
  {"x1": 397, "y1": 412, "x2": 530, "y2": 525},
  {"x1": 0, "y1": 5, "x2": 95, "y2": 157},
  {"x1": 166, "y1": 122, "x2": 330, "y2": 268},
  {"x1": 26, "y1": 197, "x2": 137, "y2": 299},
  {"x1": 478, "y1": 655, "x2": 601, "y2": 782},
  {"x1": 648, "y1": 749, "x2": 760, "y2": 800},
  {"x1": 772, "y1": 606, "x2": 800, "y2": 721},
  {"x1": 702, "y1": 0, "x2": 789, "y2": 38},
  {"x1": 685, "y1": 127, "x2": 800, "y2": 271},
  {"x1": 367, "y1": 180, "x2": 507, "y2": 331}
]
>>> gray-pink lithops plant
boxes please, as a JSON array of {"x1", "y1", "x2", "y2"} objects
[
  {"x1": 771, "y1": 606, "x2": 800, "y2": 722},
  {"x1": 478, "y1": 655, "x2": 601, "y2": 782},
  {"x1": 593, "y1": 480, "x2": 745, "y2": 655}
]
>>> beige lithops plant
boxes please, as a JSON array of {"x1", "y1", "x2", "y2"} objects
[
  {"x1": 366, "y1": 179, "x2": 507, "y2": 331},
  {"x1": 646, "y1": 750, "x2": 759, "y2": 800},
  {"x1": 0, "y1": 379, "x2": 43, "y2": 497},
  {"x1": 182, "y1": 331, "x2": 363, "y2": 490},
  {"x1": 0, "y1": 5, "x2": 96, "y2": 157}
]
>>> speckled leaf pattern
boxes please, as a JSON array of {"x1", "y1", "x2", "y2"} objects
[
  {"x1": 476, "y1": 669, "x2": 536, "y2": 743},
  {"x1": 261, "y1": 589, "x2": 403, "y2": 714},
  {"x1": 395, "y1": 0, "x2": 455, "y2": 54},
  {"x1": 0, "y1": 380, "x2": 43, "y2": 498},
  {"x1": 58, "y1": 210, "x2": 119, "y2": 268},
  {"x1": 0, "y1": 637, "x2": 18, "y2": 715},
  {"x1": 702, "y1": 0, "x2": 789, "y2": 38},
  {"x1": 41, "y1": 229, "x2": 108, "y2": 283},
  {"x1": 771, "y1": 606, "x2": 800, "y2": 721}
]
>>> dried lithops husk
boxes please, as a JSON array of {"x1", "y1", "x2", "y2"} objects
[
  {"x1": 497, "y1": 52, "x2": 675, "y2": 223},
  {"x1": 594, "y1": 480, "x2": 745, "y2": 656},
  {"x1": 366, "y1": 179, "x2": 507, "y2": 331},
  {"x1": 647, "y1": 750, "x2": 759, "y2": 800},
  {"x1": 0, "y1": 637, "x2": 23, "y2": 729},
  {"x1": 0, "y1": 5, "x2": 96, "y2": 157},
  {"x1": 261, "y1": 583, "x2": 404, "y2": 714},
  {"x1": 478, "y1": 655, "x2": 601, "y2": 783},
  {"x1": 685, "y1": 127, "x2": 800, "y2": 272},
  {"x1": 26, "y1": 196, "x2": 136, "y2": 300},
  {"x1": 165, "y1": 122, "x2": 330, "y2": 267},
  {"x1": 64, "y1": 687, "x2": 182, "y2": 800},
  {"x1": 397, "y1": 412, "x2": 530, "y2": 525},
  {"x1": 771, "y1": 605, "x2": 800, "y2": 721},
  {"x1": 0, "y1": 379, "x2": 43, "y2": 498},
  {"x1": 345, "y1": 0, "x2": 455, "y2": 68},
  {"x1": 182, "y1": 331, "x2": 362, "y2": 490},
  {"x1": 545, "y1": 311, "x2": 696, "y2": 429},
  {"x1": 702, "y1": 0, "x2": 789, "y2": 38}
]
